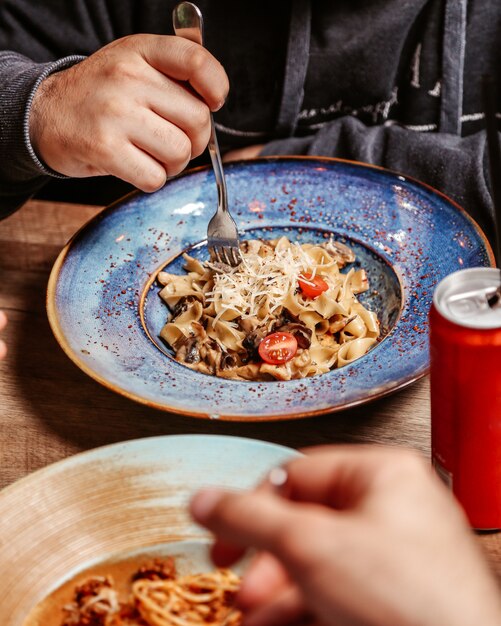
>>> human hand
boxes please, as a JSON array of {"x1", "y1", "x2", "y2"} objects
[
  {"x1": 222, "y1": 145, "x2": 265, "y2": 162},
  {"x1": 30, "y1": 35, "x2": 229, "y2": 192},
  {"x1": 191, "y1": 446, "x2": 501, "y2": 626},
  {"x1": 0, "y1": 310, "x2": 7, "y2": 359}
]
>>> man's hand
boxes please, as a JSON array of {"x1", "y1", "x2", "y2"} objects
[
  {"x1": 191, "y1": 446, "x2": 501, "y2": 626},
  {"x1": 30, "y1": 35, "x2": 229, "y2": 192}
]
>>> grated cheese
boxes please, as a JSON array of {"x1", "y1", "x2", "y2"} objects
[{"x1": 206, "y1": 242, "x2": 334, "y2": 322}]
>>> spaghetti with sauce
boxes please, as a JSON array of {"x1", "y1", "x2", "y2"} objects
[{"x1": 59, "y1": 558, "x2": 241, "y2": 626}]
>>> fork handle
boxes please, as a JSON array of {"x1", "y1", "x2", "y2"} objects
[
  {"x1": 207, "y1": 122, "x2": 229, "y2": 213},
  {"x1": 173, "y1": 2, "x2": 229, "y2": 213}
]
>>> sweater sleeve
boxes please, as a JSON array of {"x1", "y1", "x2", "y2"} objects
[
  {"x1": 260, "y1": 116, "x2": 496, "y2": 245},
  {"x1": 0, "y1": 52, "x2": 85, "y2": 219}
]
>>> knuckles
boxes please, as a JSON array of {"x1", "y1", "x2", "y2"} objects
[
  {"x1": 92, "y1": 127, "x2": 119, "y2": 162},
  {"x1": 99, "y1": 97, "x2": 126, "y2": 120},
  {"x1": 373, "y1": 449, "x2": 428, "y2": 489},
  {"x1": 185, "y1": 46, "x2": 211, "y2": 76},
  {"x1": 386, "y1": 449, "x2": 426, "y2": 475},
  {"x1": 68, "y1": 33, "x2": 222, "y2": 187},
  {"x1": 165, "y1": 132, "x2": 192, "y2": 175},
  {"x1": 188, "y1": 104, "x2": 211, "y2": 158},
  {"x1": 139, "y1": 168, "x2": 168, "y2": 193},
  {"x1": 189, "y1": 102, "x2": 211, "y2": 134},
  {"x1": 103, "y1": 58, "x2": 142, "y2": 84}
]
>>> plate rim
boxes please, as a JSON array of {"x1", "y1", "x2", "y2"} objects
[
  {"x1": 46, "y1": 156, "x2": 495, "y2": 421},
  {"x1": 0, "y1": 434, "x2": 300, "y2": 498}
]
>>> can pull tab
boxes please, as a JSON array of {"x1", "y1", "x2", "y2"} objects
[
  {"x1": 448, "y1": 286, "x2": 501, "y2": 318},
  {"x1": 487, "y1": 286, "x2": 501, "y2": 309}
]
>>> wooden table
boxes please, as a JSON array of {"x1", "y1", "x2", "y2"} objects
[{"x1": 1, "y1": 200, "x2": 500, "y2": 577}]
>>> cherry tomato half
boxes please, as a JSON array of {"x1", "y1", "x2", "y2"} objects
[
  {"x1": 298, "y1": 273, "x2": 329, "y2": 298},
  {"x1": 258, "y1": 332, "x2": 298, "y2": 365}
]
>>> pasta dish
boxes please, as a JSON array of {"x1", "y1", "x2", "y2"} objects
[
  {"x1": 58, "y1": 559, "x2": 241, "y2": 626},
  {"x1": 158, "y1": 237, "x2": 380, "y2": 380}
]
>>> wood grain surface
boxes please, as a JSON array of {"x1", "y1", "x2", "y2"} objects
[{"x1": 1, "y1": 200, "x2": 500, "y2": 578}]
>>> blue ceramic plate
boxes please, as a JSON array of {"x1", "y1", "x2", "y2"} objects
[
  {"x1": 0, "y1": 434, "x2": 299, "y2": 625},
  {"x1": 47, "y1": 157, "x2": 493, "y2": 420}
]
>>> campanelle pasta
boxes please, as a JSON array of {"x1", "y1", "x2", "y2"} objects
[{"x1": 158, "y1": 237, "x2": 380, "y2": 381}]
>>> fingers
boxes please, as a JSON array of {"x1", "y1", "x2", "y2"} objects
[
  {"x1": 0, "y1": 311, "x2": 7, "y2": 331},
  {"x1": 90, "y1": 40, "x2": 216, "y2": 182},
  {"x1": 191, "y1": 449, "x2": 399, "y2": 575},
  {"x1": 191, "y1": 489, "x2": 294, "y2": 554},
  {"x1": 279, "y1": 445, "x2": 426, "y2": 508},
  {"x1": 138, "y1": 36, "x2": 229, "y2": 111},
  {"x1": 190, "y1": 488, "x2": 339, "y2": 571},
  {"x1": 128, "y1": 110, "x2": 192, "y2": 176},
  {"x1": 207, "y1": 471, "x2": 293, "y2": 567},
  {"x1": 137, "y1": 82, "x2": 211, "y2": 159},
  {"x1": 191, "y1": 447, "x2": 426, "y2": 571},
  {"x1": 30, "y1": 34, "x2": 224, "y2": 185},
  {"x1": 125, "y1": 95, "x2": 210, "y2": 181},
  {"x1": 103, "y1": 142, "x2": 168, "y2": 193}
]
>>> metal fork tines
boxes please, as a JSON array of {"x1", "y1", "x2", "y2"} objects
[
  {"x1": 173, "y1": 2, "x2": 242, "y2": 268},
  {"x1": 206, "y1": 132, "x2": 242, "y2": 268}
]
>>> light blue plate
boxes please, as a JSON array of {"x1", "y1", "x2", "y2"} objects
[
  {"x1": 47, "y1": 157, "x2": 493, "y2": 420},
  {"x1": 0, "y1": 434, "x2": 299, "y2": 626}
]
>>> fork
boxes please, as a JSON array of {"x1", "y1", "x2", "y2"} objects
[{"x1": 173, "y1": 2, "x2": 242, "y2": 267}]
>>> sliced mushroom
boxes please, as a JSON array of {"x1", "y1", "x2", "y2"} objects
[
  {"x1": 175, "y1": 335, "x2": 200, "y2": 364},
  {"x1": 328, "y1": 314, "x2": 358, "y2": 334},
  {"x1": 274, "y1": 322, "x2": 312, "y2": 349},
  {"x1": 239, "y1": 316, "x2": 261, "y2": 333},
  {"x1": 204, "y1": 342, "x2": 222, "y2": 370},
  {"x1": 220, "y1": 352, "x2": 238, "y2": 370},
  {"x1": 320, "y1": 239, "x2": 356, "y2": 267},
  {"x1": 171, "y1": 295, "x2": 197, "y2": 319},
  {"x1": 242, "y1": 327, "x2": 268, "y2": 360},
  {"x1": 172, "y1": 332, "x2": 192, "y2": 352}
]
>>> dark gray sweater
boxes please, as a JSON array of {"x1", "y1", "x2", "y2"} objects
[{"x1": 0, "y1": 0, "x2": 499, "y2": 241}]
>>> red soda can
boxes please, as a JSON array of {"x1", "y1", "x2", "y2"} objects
[{"x1": 430, "y1": 267, "x2": 501, "y2": 530}]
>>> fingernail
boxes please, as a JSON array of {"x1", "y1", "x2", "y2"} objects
[
  {"x1": 267, "y1": 466, "x2": 291, "y2": 498},
  {"x1": 268, "y1": 467, "x2": 288, "y2": 490},
  {"x1": 190, "y1": 488, "x2": 224, "y2": 522}
]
